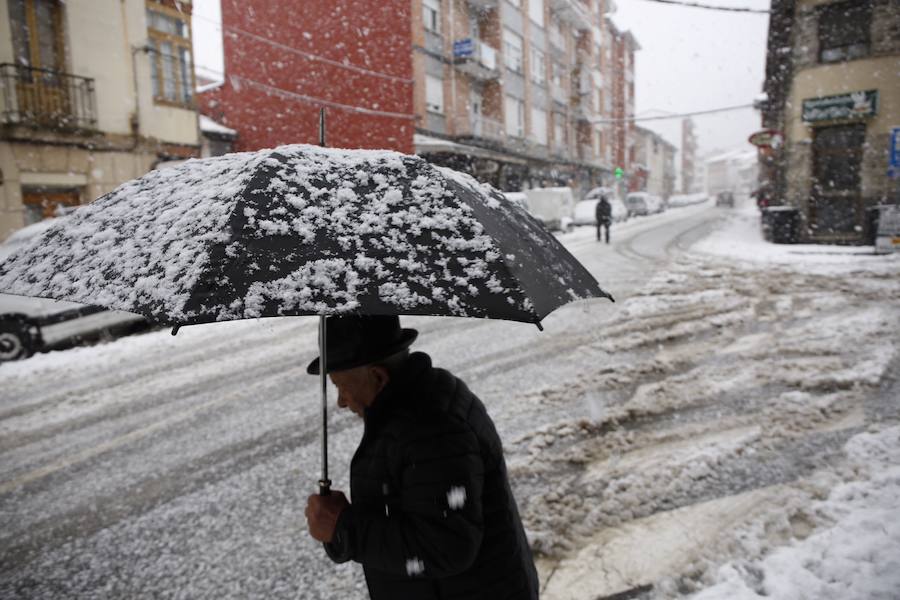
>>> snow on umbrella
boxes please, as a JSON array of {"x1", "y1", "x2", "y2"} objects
[{"x1": 0, "y1": 143, "x2": 612, "y2": 491}]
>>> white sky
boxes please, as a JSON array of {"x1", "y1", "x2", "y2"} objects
[
  {"x1": 191, "y1": 0, "x2": 771, "y2": 156},
  {"x1": 611, "y1": 0, "x2": 771, "y2": 156}
]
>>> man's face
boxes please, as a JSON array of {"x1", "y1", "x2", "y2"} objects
[{"x1": 329, "y1": 366, "x2": 389, "y2": 418}]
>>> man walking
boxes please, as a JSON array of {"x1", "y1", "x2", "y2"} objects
[
  {"x1": 305, "y1": 315, "x2": 539, "y2": 600},
  {"x1": 595, "y1": 193, "x2": 612, "y2": 244}
]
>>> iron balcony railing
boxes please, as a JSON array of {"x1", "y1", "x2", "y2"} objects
[{"x1": 0, "y1": 63, "x2": 97, "y2": 130}]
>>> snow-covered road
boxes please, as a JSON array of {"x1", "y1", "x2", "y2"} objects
[{"x1": 2, "y1": 202, "x2": 898, "y2": 599}]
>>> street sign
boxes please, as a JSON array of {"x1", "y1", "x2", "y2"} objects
[
  {"x1": 802, "y1": 90, "x2": 878, "y2": 123},
  {"x1": 889, "y1": 127, "x2": 900, "y2": 179},
  {"x1": 453, "y1": 38, "x2": 475, "y2": 58},
  {"x1": 748, "y1": 129, "x2": 784, "y2": 148}
]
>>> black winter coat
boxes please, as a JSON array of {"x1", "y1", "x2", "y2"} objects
[
  {"x1": 325, "y1": 352, "x2": 539, "y2": 600},
  {"x1": 595, "y1": 198, "x2": 612, "y2": 223}
]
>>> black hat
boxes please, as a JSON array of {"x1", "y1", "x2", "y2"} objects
[{"x1": 306, "y1": 315, "x2": 418, "y2": 375}]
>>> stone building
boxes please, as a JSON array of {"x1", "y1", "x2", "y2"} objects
[
  {"x1": 761, "y1": 0, "x2": 900, "y2": 243},
  {"x1": 412, "y1": 0, "x2": 638, "y2": 196},
  {"x1": 0, "y1": 0, "x2": 201, "y2": 239}
]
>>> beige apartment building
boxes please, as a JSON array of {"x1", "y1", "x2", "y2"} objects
[
  {"x1": 411, "y1": 0, "x2": 637, "y2": 196},
  {"x1": 633, "y1": 125, "x2": 676, "y2": 201},
  {"x1": 0, "y1": 0, "x2": 201, "y2": 239},
  {"x1": 762, "y1": 0, "x2": 900, "y2": 243}
]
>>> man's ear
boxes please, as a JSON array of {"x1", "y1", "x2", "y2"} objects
[{"x1": 370, "y1": 365, "x2": 391, "y2": 393}]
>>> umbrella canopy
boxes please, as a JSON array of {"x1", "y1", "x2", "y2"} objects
[{"x1": 0, "y1": 144, "x2": 611, "y2": 326}]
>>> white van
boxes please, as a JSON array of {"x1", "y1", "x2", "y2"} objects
[
  {"x1": 522, "y1": 187, "x2": 575, "y2": 232},
  {"x1": 0, "y1": 219, "x2": 148, "y2": 361}
]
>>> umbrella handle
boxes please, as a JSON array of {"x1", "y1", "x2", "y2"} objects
[{"x1": 319, "y1": 479, "x2": 331, "y2": 496}]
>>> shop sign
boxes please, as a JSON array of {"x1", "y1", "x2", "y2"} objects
[
  {"x1": 802, "y1": 90, "x2": 878, "y2": 123},
  {"x1": 748, "y1": 129, "x2": 784, "y2": 148}
]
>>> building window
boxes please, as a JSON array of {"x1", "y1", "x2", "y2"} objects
[
  {"x1": 530, "y1": 48, "x2": 546, "y2": 85},
  {"x1": 22, "y1": 187, "x2": 81, "y2": 225},
  {"x1": 505, "y1": 95, "x2": 524, "y2": 137},
  {"x1": 818, "y1": 1, "x2": 871, "y2": 63},
  {"x1": 426, "y1": 74, "x2": 444, "y2": 113},
  {"x1": 811, "y1": 124, "x2": 865, "y2": 233},
  {"x1": 553, "y1": 114, "x2": 565, "y2": 146},
  {"x1": 503, "y1": 28, "x2": 523, "y2": 73},
  {"x1": 551, "y1": 61, "x2": 564, "y2": 87},
  {"x1": 423, "y1": 0, "x2": 441, "y2": 34},
  {"x1": 549, "y1": 18, "x2": 564, "y2": 49},
  {"x1": 147, "y1": 2, "x2": 194, "y2": 106},
  {"x1": 531, "y1": 107, "x2": 547, "y2": 146},
  {"x1": 528, "y1": 0, "x2": 544, "y2": 27},
  {"x1": 9, "y1": 0, "x2": 64, "y2": 71}
]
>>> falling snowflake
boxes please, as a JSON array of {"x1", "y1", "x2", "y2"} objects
[
  {"x1": 447, "y1": 486, "x2": 466, "y2": 509},
  {"x1": 406, "y1": 557, "x2": 424, "y2": 576}
]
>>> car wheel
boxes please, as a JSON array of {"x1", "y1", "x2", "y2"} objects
[{"x1": 0, "y1": 319, "x2": 35, "y2": 362}]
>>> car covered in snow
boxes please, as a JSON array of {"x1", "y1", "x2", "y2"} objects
[
  {"x1": 0, "y1": 218, "x2": 149, "y2": 362},
  {"x1": 625, "y1": 192, "x2": 664, "y2": 217}
]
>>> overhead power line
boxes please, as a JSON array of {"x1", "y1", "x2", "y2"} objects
[
  {"x1": 592, "y1": 103, "x2": 755, "y2": 123},
  {"x1": 633, "y1": 0, "x2": 770, "y2": 14}
]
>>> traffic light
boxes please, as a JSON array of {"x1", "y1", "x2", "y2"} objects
[{"x1": 614, "y1": 167, "x2": 624, "y2": 179}]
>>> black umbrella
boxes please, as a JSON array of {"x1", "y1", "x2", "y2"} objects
[{"x1": 0, "y1": 142, "x2": 612, "y2": 493}]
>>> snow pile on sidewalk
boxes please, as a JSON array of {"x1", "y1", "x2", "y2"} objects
[
  {"x1": 683, "y1": 426, "x2": 900, "y2": 600},
  {"x1": 693, "y1": 207, "x2": 898, "y2": 274}
]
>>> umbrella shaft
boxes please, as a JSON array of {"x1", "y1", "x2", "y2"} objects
[{"x1": 319, "y1": 315, "x2": 331, "y2": 494}]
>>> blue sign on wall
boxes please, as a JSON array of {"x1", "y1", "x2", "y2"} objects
[
  {"x1": 453, "y1": 38, "x2": 474, "y2": 58},
  {"x1": 890, "y1": 127, "x2": 900, "y2": 179}
]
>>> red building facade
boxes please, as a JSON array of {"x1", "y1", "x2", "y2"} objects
[{"x1": 198, "y1": 0, "x2": 414, "y2": 153}]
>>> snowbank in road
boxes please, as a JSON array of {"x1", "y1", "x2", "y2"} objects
[
  {"x1": 685, "y1": 426, "x2": 900, "y2": 600},
  {"x1": 692, "y1": 207, "x2": 899, "y2": 274}
]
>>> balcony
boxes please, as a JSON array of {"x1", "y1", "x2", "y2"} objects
[
  {"x1": 0, "y1": 63, "x2": 96, "y2": 130},
  {"x1": 549, "y1": 0, "x2": 594, "y2": 31},
  {"x1": 454, "y1": 114, "x2": 505, "y2": 143},
  {"x1": 467, "y1": 0, "x2": 498, "y2": 8},
  {"x1": 551, "y1": 138, "x2": 570, "y2": 158},
  {"x1": 453, "y1": 39, "x2": 500, "y2": 81}
]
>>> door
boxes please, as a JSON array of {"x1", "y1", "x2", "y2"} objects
[
  {"x1": 810, "y1": 124, "x2": 866, "y2": 236},
  {"x1": 8, "y1": 0, "x2": 69, "y2": 124}
]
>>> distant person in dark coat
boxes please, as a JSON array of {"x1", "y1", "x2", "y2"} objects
[
  {"x1": 595, "y1": 194, "x2": 612, "y2": 243},
  {"x1": 304, "y1": 315, "x2": 539, "y2": 600}
]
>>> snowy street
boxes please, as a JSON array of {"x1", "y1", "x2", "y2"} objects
[{"x1": 2, "y1": 201, "x2": 899, "y2": 599}]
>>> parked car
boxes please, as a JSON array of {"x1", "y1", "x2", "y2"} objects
[
  {"x1": 715, "y1": 191, "x2": 736, "y2": 207},
  {"x1": 624, "y1": 192, "x2": 664, "y2": 217},
  {"x1": 573, "y1": 197, "x2": 628, "y2": 225},
  {"x1": 0, "y1": 218, "x2": 149, "y2": 362},
  {"x1": 522, "y1": 187, "x2": 576, "y2": 232}
]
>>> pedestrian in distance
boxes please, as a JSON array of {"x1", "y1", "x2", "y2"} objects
[
  {"x1": 304, "y1": 315, "x2": 539, "y2": 600},
  {"x1": 595, "y1": 194, "x2": 613, "y2": 244}
]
